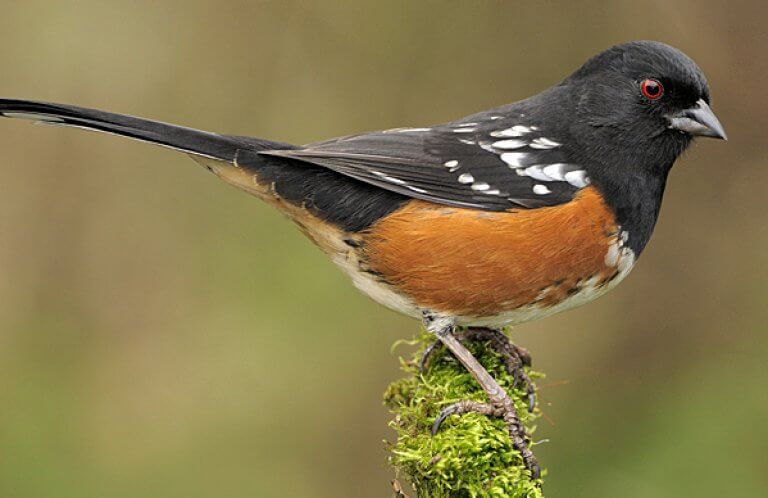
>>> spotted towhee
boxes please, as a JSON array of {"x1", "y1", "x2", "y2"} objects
[{"x1": 0, "y1": 40, "x2": 726, "y2": 478}]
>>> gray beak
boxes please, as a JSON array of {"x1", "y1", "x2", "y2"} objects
[{"x1": 667, "y1": 98, "x2": 727, "y2": 140}]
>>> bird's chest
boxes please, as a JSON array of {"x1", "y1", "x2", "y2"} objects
[{"x1": 358, "y1": 187, "x2": 636, "y2": 325}]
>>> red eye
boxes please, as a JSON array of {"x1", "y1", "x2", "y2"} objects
[{"x1": 640, "y1": 79, "x2": 664, "y2": 100}]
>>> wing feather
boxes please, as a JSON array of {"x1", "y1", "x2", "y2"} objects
[{"x1": 261, "y1": 117, "x2": 589, "y2": 211}]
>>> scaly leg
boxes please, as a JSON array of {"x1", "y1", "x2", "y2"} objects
[
  {"x1": 423, "y1": 314, "x2": 540, "y2": 479},
  {"x1": 420, "y1": 326, "x2": 537, "y2": 412}
]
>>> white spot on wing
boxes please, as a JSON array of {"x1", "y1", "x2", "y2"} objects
[
  {"x1": 453, "y1": 127, "x2": 476, "y2": 133},
  {"x1": 490, "y1": 125, "x2": 533, "y2": 138},
  {"x1": 524, "y1": 165, "x2": 552, "y2": 182},
  {"x1": 500, "y1": 152, "x2": 528, "y2": 167},
  {"x1": 533, "y1": 184, "x2": 551, "y2": 195},
  {"x1": 407, "y1": 185, "x2": 428, "y2": 194},
  {"x1": 490, "y1": 129, "x2": 520, "y2": 138},
  {"x1": 458, "y1": 173, "x2": 474, "y2": 184},
  {"x1": 443, "y1": 159, "x2": 461, "y2": 172},
  {"x1": 383, "y1": 176, "x2": 406, "y2": 185},
  {"x1": 491, "y1": 139, "x2": 527, "y2": 150},
  {"x1": 541, "y1": 163, "x2": 570, "y2": 181},
  {"x1": 529, "y1": 137, "x2": 561, "y2": 149},
  {"x1": 372, "y1": 170, "x2": 407, "y2": 186},
  {"x1": 565, "y1": 170, "x2": 590, "y2": 188},
  {"x1": 471, "y1": 182, "x2": 490, "y2": 191}
]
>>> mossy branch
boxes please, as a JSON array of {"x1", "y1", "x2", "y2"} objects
[{"x1": 384, "y1": 331, "x2": 545, "y2": 498}]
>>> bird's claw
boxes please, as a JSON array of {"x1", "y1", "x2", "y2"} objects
[
  {"x1": 421, "y1": 327, "x2": 537, "y2": 413},
  {"x1": 431, "y1": 398, "x2": 541, "y2": 480}
]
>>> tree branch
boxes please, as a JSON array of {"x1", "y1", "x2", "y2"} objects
[{"x1": 385, "y1": 331, "x2": 545, "y2": 497}]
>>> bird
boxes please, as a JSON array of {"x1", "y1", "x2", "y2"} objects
[{"x1": 0, "y1": 40, "x2": 726, "y2": 479}]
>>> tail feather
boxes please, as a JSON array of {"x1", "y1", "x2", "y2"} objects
[
  {"x1": 0, "y1": 98, "x2": 278, "y2": 161},
  {"x1": 0, "y1": 98, "x2": 407, "y2": 233}
]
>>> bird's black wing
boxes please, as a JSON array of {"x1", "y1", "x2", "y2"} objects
[{"x1": 261, "y1": 117, "x2": 591, "y2": 210}]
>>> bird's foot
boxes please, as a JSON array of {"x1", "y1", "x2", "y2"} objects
[
  {"x1": 432, "y1": 396, "x2": 541, "y2": 479},
  {"x1": 421, "y1": 314, "x2": 541, "y2": 480},
  {"x1": 420, "y1": 327, "x2": 536, "y2": 412}
]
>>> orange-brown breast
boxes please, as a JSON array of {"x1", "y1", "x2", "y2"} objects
[{"x1": 361, "y1": 186, "x2": 624, "y2": 317}]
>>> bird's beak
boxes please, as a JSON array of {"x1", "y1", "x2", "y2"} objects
[{"x1": 667, "y1": 99, "x2": 727, "y2": 140}]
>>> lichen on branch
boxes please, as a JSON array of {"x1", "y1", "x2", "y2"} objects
[{"x1": 384, "y1": 331, "x2": 545, "y2": 498}]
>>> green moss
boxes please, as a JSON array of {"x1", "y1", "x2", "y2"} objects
[{"x1": 384, "y1": 331, "x2": 545, "y2": 498}]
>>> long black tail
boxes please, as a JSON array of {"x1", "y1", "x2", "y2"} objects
[
  {"x1": 0, "y1": 98, "x2": 287, "y2": 161},
  {"x1": 0, "y1": 98, "x2": 407, "y2": 232}
]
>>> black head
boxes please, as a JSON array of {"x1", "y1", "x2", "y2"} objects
[
  {"x1": 542, "y1": 41, "x2": 727, "y2": 257},
  {"x1": 564, "y1": 41, "x2": 725, "y2": 175}
]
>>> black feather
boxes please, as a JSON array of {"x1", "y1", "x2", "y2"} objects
[
  {"x1": 262, "y1": 121, "x2": 584, "y2": 211},
  {"x1": 0, "y1": 99, "x2": 256, "y2": 160},
  {"x1": 0, "y1": 99, "x2": 408, "y2": 232}
]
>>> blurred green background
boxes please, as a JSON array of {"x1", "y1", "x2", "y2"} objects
[{"x1": 0, "y1": 1, "x2": 765, "y2": 497}]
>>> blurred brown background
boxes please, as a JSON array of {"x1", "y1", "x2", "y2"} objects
[{"x1": 0, "y1": 1, "x2": 765, "y2": 497}]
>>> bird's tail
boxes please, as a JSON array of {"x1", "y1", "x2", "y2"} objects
[
  {"x1": 0, "y1": 98, "x2": 305, "y2": 199},
  {"x1": 0, "y1": 98, "x2": 289, "y2": 162},
  {"x1": 0, "y1": 98, "x2": 407, "y2": 234}
]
